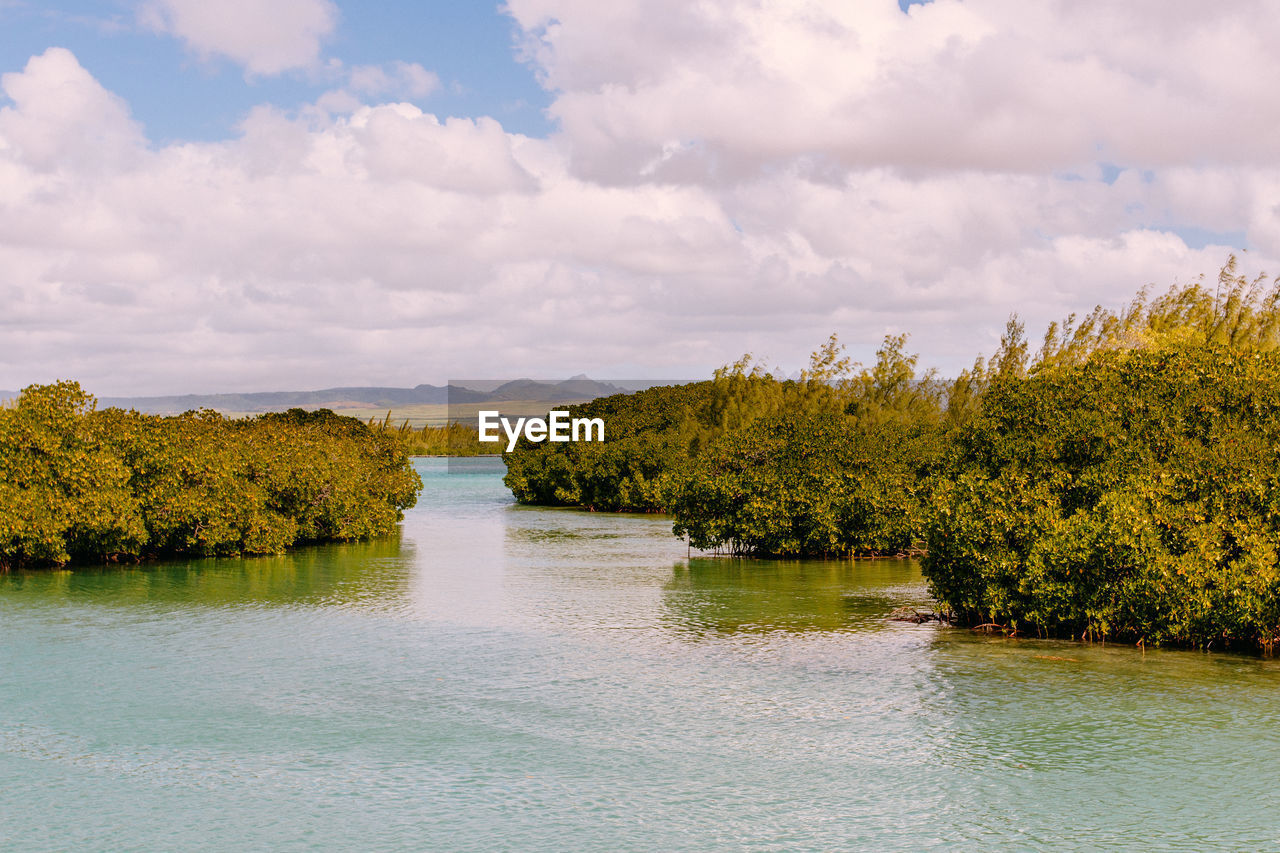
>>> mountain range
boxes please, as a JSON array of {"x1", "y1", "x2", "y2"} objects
[{"x1": 86, "y1": 377, "x2": 636, "y2": 415}]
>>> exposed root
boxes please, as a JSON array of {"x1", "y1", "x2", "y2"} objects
[{"x1": 889, "y1": 607, "x2": 947, "y2": 624}]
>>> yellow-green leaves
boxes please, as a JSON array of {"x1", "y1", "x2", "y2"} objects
[
  {"x1": 925, "y1": 347, "x2": 1280, "y2": 650},
  {"x1": 0, "y1": 388, "x2": 421, "y2": 569}
]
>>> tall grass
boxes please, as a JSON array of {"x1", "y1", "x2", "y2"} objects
[{"x1": 368, "y1": 413, "x2": 498, "y2": 456}]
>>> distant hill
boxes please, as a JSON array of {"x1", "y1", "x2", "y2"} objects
[
  {"x1": 96, "y1": 384, "x2": 450, "y2": 414},
  {"x1": 90, "y1": 378, "x2": 634, "y2": 415},
  {"x1": 478, "y1": 378, "x2": 628, "y2": 402}
]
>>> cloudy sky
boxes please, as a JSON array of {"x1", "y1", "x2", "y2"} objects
[{"x1": 1, "y1": 0, "x2": 1275, "y2": 395}]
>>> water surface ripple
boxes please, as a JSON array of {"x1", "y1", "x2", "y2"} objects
[{"x1": 2, "y1": 458, "x2": 1278, "y2": 851}]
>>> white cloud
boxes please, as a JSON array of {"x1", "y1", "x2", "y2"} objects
[
  {"x1": 138, "y1": 0, "x2": 337, "y2": 75},
  {"x1": 4, "y1": 3, "x2": 1280, "y2": 396},
  {"x1": 507, "y1": 0, "x2": 1280, "y2": 181},
  {"x1": 0, "y1": 48, "x2": 145, "y2": 172},
  {"x1": 347, "y1": 61, "x2": 440, "y2": 99},
  {"x1": 315, "y1": 61, "x2": 443, "y2": 116}
]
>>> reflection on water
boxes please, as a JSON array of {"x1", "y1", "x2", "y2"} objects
[
  {"x1": 663, "y1": 557, "x2": 931, "y2": 635},
  {"x1": 0, "y1": 536, "x2": 414, "y2": 612},
  {"x1": 4, "y1": 456, "x2": 1280, "y2": 851}
]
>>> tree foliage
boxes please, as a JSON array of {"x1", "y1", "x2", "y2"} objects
[
  {"x1": 671, "y1": 415, "x2": 942, "y2": 557},
  {"x1": 1035, "y1": 256, "x2": 1280, "y2": 368},
  {"x1": 0, "y1": 382, "x2": 421, "y2": 569},
  {"x1": 925, "y1": 346, "x2": 1280, "y2": 650},
  {"x1": 504, "y1": 259, "x2": 1280, "y2": 649},
  {"x1": 504, "y1": 332, "x2": 957, "y2": 543},
  {"x1": 503, "y1": 382, "x2": 713, "y2": 511}
]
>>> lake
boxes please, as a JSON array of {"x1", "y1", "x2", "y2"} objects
[{"x1": 2, "y1": 457, "x2": 1278, "y2": 850}]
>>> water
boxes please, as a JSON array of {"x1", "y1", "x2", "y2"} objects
[{"x1": 2, "y1": 457, "x2": 1279, "y2": 851}]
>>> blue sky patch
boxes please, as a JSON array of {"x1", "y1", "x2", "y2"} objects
[{"x1": 0, "y1": 0, "x2": 554, "y2": 142}]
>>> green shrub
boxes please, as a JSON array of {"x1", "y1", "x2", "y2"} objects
[
  {"x1": 502, "y1": 334, "x2": 950, "y2": 515},
  {"x1": 671, "y1": 415, "x2": 943, "y2": 556},
  {"x1": 503, "y1": 382, "x2": 713, "y2": 511},
  {"x1": 0, "y1": 383, "x2": 421, "y2": 569},
  {"x1": 497, "y1": 262, "x2": 1280, "y2": 650},
  {"x1": 0, "y1": 382, "x2": 145, "y2": 565},
  {"x1": 924, "y1": 348, "x2": 1280, "y2": 649}
]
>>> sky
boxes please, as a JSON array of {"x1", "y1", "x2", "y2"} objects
[{"x1": 1, "y1": 0, "x2": 1276, "y2": 395}]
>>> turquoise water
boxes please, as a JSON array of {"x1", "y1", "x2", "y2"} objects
[{"x1": 2, "y1": 457, "x2": 1279, "y2": 851}]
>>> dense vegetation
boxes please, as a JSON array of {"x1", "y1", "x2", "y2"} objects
[
  {"x1": 668, "y1": 334, "x2": 956, "y2": 556},
  {"x1": 505, "y1": 259, "x2": 1280, "y2": 649},
  {"x1": 0, "y1": 382, "x2": 421, "y2": 569},
  {"x1": 503, "y1": 381, "x2": 715, "y2": 511},
  {"x1": 671, "y1": 415, "x2": 943, "y2": 557},
  {"x1": 369, "y1": 417, "x2": 498, "y2": 456},
  {"x1": 505, "y1": 333, "x2": 970, "y2": 530},
  {"x1": 502, "y1": 335, "x2": 938, "y2": 513},
  {"x1": 929, "y1": 347, "x2": 1280, "y2": 650}
]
